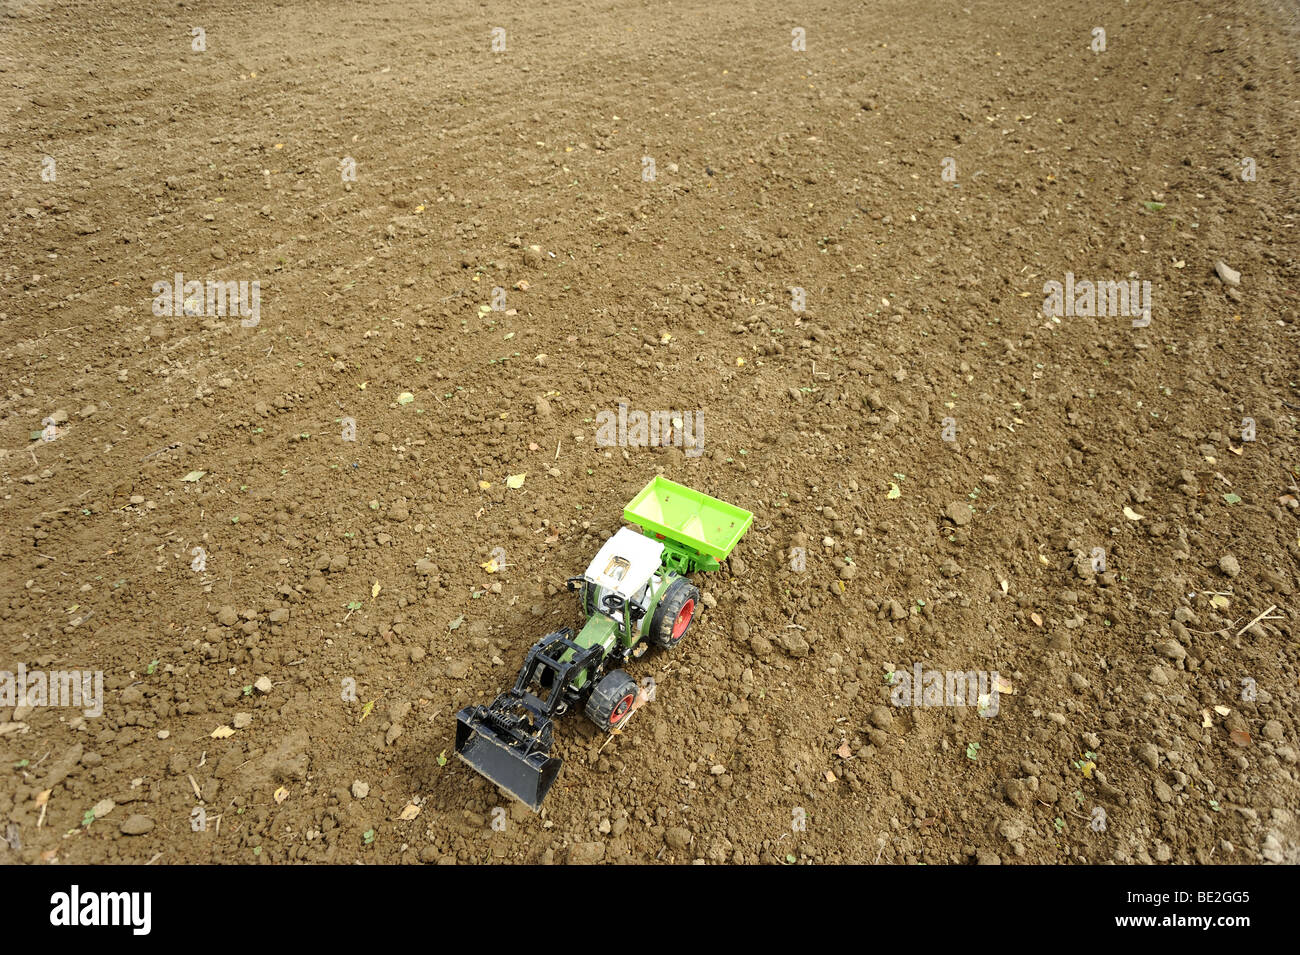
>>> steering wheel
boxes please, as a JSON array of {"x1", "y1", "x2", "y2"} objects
[{"x1": 601, "y1": 593, "x2": 624, "y2": 614}]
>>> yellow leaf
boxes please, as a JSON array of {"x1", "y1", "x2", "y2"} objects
[
  {"x1": 886, "y1": 483, "x2": 901, "y2": 499},
  {"x1": 360, "y1": 700, "x2": 375, "y2": 722},
  {"x1": 34, "y1": 789, "x2": 51, "y2": 808},
  {"x1": 211, "y1": 725, "x2": 235, "y2": 739},
  {"x1": 1030, "y1": 612, "x2": 1043, "y2": 627},
  {"x1": 1122, "y1": 506, "x2": 1144, "y2": 521},
  {"x1": 736, "y1": 357, "x2": 745, "y2": 366},
  {"x1": 506, "y1": 473, "x2": 526, "y2": 490},
  {"x1": 1210, "y1": 594, "x2": 1230, "y2": 610},
  {"x1": 480, "y1": 557, "x2": 499, "y2": 573},
  {"x1": 397, "y1": 391, "x2": 415, "y2": 405},
  {"x1": 1214, "y1": 705, "x2": 1231, "y2": 716},
  {"x1": 371, "y1": 581, "x2": 381, "y2": 600},
  {"x1": 359, "y1": 381, "x2": 367, "y2": 390},
  {"x1": 478, "y1": 480, "x2": 492, "y2": 490},
  {"x1": 415, "y1": 204, "x2": 425, "y2": 212},
  {"x1": 399, "y1": 804, "x2": 421, "y2": 821},
  {"x1": 274, "y1": 786, "x2": 289, "y2": 805},
  {"x1": 1201, "y1": 709, "x2": 1213, "y2": 728}
]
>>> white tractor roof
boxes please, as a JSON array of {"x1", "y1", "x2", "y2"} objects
[{"x1": 583, "y1": 527, "x2": 665, "y2": 599}]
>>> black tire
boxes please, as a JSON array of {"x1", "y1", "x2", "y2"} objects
[
  {"x1": 648, "y1": 578, "x2": 701, "y2": 649},
  {"x1": 585, "y1": 669, "x2": 638, "y2": 732}
]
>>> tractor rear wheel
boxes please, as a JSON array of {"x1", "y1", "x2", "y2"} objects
[
  {"x1": 648, "y1": 578, "x2": 701, "y2": 649},
  {"x1": 585, "y1": 669, "x2": 639, "y2": 732}
]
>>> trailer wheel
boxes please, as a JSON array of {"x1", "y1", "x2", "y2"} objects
[
  {"x1": 585, "y1": 669, "x2": 639, "y2": 732},
  {"x1": 648, "y1": 578, "x2": 701, "y2": 649}
]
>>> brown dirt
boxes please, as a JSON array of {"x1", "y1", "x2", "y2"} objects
[{"x1": 2, "y1": 0, "x2": 1299, "y2": 865}]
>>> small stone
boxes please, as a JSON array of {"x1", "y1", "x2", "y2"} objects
[
  {"x1": 778, "y1": 632, "x2": 809, "y2": 658},
  {"x1": 233, "y1": 712, "x2": 252, "y2": 729},
  {"x1": 92, "y1": 798, "x2": 115, "y2": 819},
  {"x1": 1155, "y1": 639, "x2": 1186, "y2": 662},
  {"x1": 415, "y1": 559, "x2": 438, "y2": 576},
  {"x1": 868, "y1": 706, "x2": 893, "y2": 731},
  {"x1": 269, "y1": 608, "x2": 289, "y2": 623},
  {"x1": 1219, "y1": 554, "x2": 1240, "y2": 578},
  {"x1": 446, "y1": 660, "x2": 470, "y2": 679},
  {"x1": 121, "y1": 814, "x2": 154, "y2": 835},
  {"x1": 1213, "y1": 260, "x2": 1241, "y2": 287},
  {"x1": 1262, "y1": 720, "x2": 1284, "y2": 741},
  {"x1": 1004, "y1": 779, "x2": 1030, "y2": 808},
  {"x1": 351, "y1": 780, "x2": 369, "y2": 799},
  {"x1": 1136, "y1": 743, "x2": 1160, "y2": 770},
  {"x1": 665, "y1": 826, "x2": 692, "y2": 850},
  {"x1": 568, "y1": 842, "x2": 605, "y2": 865},
  {"x1": 944, "y1": 501, "x2": 973, "y2": 526},
  {"x1": 216, "y1": 606, "x2": 238, "y2": 626},
  {"x1": 253, "y1": 676, "x2": 273, "y2": 694}
]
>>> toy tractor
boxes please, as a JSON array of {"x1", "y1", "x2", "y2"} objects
[{"x1": 454, "y1": 476, "x2": 752, "y2": 811}]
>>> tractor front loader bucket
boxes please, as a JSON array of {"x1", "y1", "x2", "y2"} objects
[
  {"x1": 454, "y1": 629, "x2": 604, "y2": 811},
  {"x1": 455, "y1": 697, "x2": 562, "y2": 812}
]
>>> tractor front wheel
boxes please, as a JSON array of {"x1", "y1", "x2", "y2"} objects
[
  {"x1": 648, "y1": 578, "x2": 701, "y2": 649},
  {"x1": 585, "y1": 669, "x2": 639, "y2": 732}
]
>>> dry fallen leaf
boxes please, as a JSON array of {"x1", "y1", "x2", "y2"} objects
[
  {"x1": 211, "y1": 725, "x2": 235, "y2": 739},
  {"x1": 1030, "y1": 612, "x2": 1043, "y2": 627},
  {"x1": 399, "y1": 804, "x2": 421, "y2": 821},
  {"x1": 480, "y1": 557, "x2": 499, "y2": 573},
  {"x1": 995, "y1": 675, "x2": 1015, "y2": 695},
  {"x1": 34, "y1": 789, "x2": 51, "y2": 809},
  {"x1": 1123, "y1": 506, "x2": 1144, "y2": 521},
  {"x1": 1229, "y1": 729, "x2": 1252, "y2": 747},
  {"x1": 477, "y1": 480, "x2": 491, "y2": 491},
  {"x1": 824, "y1": 770, "x2": 836, "y2": 783},
  {"x1": 371, "y1": 580, "x2": 381, "y2": 600},
  {"x1": 836, "y1": 741, "x2": 853, "y2": 759},
  {"x1": 1201, "y1": 709, "x2": 1213, "y2": 728},
  {"x1": 274, "y1": 786, "x2": 289, "y2": 805},
  {"x1": 506, "y1": 473, "x2": 526, "y2": 489},
  {"x1": 1214, "y1": 705, "x2": 1231, "y2": 716}
]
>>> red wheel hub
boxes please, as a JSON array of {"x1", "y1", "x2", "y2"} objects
[
  {"x1": 671, "y1": 599, "x2": 695, "y2": 641},
  {"x1": 611, "y1": 694, "x2": 634, "y2": 724}
]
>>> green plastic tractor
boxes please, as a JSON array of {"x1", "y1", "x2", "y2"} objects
[{"x1": 454, "y1": 476, "x2": 752, "y2": 810}]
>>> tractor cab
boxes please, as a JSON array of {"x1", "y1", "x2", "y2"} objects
[{"x1": 581, "y1": 527, "x2": 664, "y2": 627}]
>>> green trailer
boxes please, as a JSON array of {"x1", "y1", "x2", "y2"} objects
[
  {"x1": 454, "y1": 477, "x2": 752, "y2": 810},
  {"x1": 623, "y1": 475, "x2": 754, "y2": 573}
]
